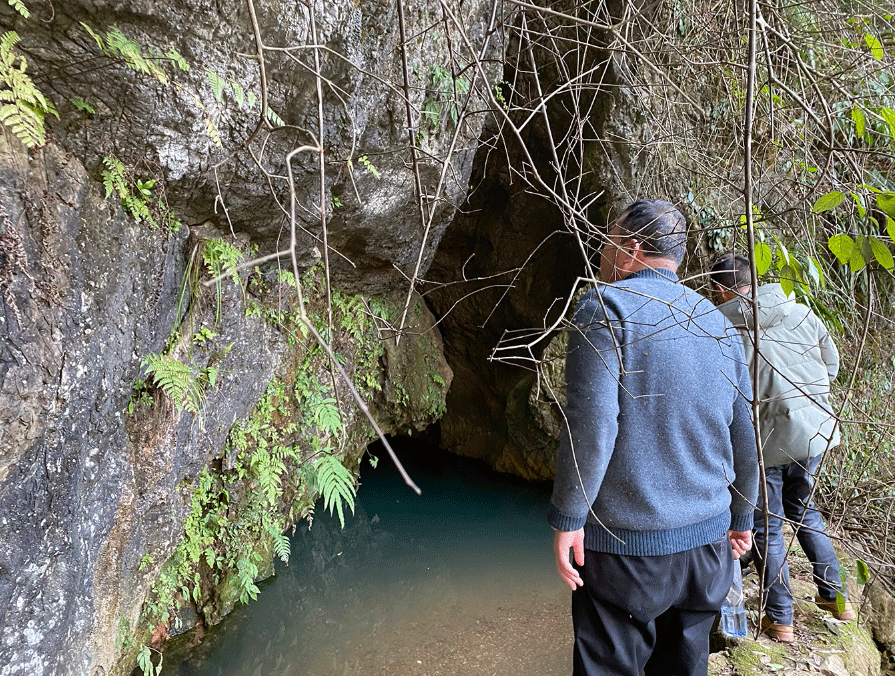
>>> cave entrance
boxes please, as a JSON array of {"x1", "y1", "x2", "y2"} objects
[{"x1": 163, "y1": 433, "x2": 570, "y2": 675}]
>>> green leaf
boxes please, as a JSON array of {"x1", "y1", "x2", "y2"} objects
[
  {"x1": 851, "y1": 107, "x2": 865, "y2": 138},
  {"x1": 314, "y1": 398, "x2": 342, "y2": 435},
  {"x1": 771, "y1": 235, "x2": 790, "y2": 268},
  {"x1": 882, "y1": 108, "x2": 895, "y2": 139},
  {"x1": 856, "y1": 559, "x2": 870, "y2": 585},
  {"x1": 877, "y1": 193, "x2": 895, "y2": 221},
  {"x1": 229, "y1": 78, "x2": 245, "y2": 107},
  {"x1": 265, "y1": 106, "x2": 285, "y2": 127},
  {"x1": 864, "y1": 32, "x2": 884, "y2": 60},
  {"x1": 165, "y1": 48, "x2": 189, "y2": 71},
  {"x1": 71, "y1": 97, "x2": 95, "y2": 115},
  {"x1": 812, "y1": 191, "x2": 846, "y2": 213},
  {"x1": 137, "y1": 646, "x2": 154, "y2": 676},
  {"x1": 828, "y1": 233, "x2": 854, "y2": 265},
  {"x1": 851, "y1": 192, "x2": 866, "y2": 218},
  {"x1": 779, "y1": 265, "x2": 796, "y2": 297},
  {"x1": 315, "y1": 455, "x2": 356, "y2": 528},
  {"x1": 80, "y1": 22, "x2": 105, "y2": 51},
  {"x1": 887, "y1": 217, "x2": 895, "y2": 243},
  {"x1": 834, "y1": 591, "x2": 846, "y2": 613},
  {"x1": 869, "y1": 236, "x2": 894, "y2": 270},
  {"x1": 806, "y1": 256, "x2": 823, "y2": 286},
  {"x1": 754, "y1": 242, "x2": 772, "y2": 276},
  {"x1": 205, "y1": 69, "x2": 225, "y2": 102},
  {"x1": 851, "y1": 237, "x2": 868, "y2": 271},
  {"x1": 8, "y1": 0, "x2": 29, "y2": 18}
]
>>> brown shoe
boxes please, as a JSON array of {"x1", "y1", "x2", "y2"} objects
[
  {"x1": 815, "y1": 596, "x2": 856, "y2": 621},
  {"x1": 760, "y1": 615, "x2": 794, "y2": 642}
]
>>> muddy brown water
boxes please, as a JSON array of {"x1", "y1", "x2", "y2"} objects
[{"x1": 163, "y1": 441, "x2": 573, "y2": 676}]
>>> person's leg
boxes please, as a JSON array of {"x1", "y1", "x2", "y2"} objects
[
  {"x1": 572, "y1": 550, "x2": 678, "y2": 676},
  {"x1": 753, "y1": 465, "x2": 794, "y2": 625},
  {"x1": 643, "y1": 537, "x2": 731, "y2": 676},
  {"x1": 781, "y1": 455, "x2": 843, "y2": 602}
]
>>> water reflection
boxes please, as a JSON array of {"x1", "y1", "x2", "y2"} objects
[{"x1": 165, "y1": 439, "x2": 571, "y2": 676}]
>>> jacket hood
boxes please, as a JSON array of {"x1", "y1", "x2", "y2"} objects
[{"x1": 719, "y1": 283, "x2": 795, "y2": 330}]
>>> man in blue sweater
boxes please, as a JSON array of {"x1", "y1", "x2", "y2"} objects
[{"x1": 548, "y1": 200, "x2": 759, "y2": 676}]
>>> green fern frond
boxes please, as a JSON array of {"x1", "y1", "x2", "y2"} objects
[
  {"x1": 0, "y1": 31, "x2": 55, "y2": 148},
  {"x1": 205, "y1": 69, "x2": 225, "y2": 102},
  {"x1": 165, "y1": 48, "x2": 189, "y2": 71},
  {"x1": 228, "y1": 78, "x2": 244, "y2": 107},
  {"x1": 105, "y1": 26, "x2": 168, "y2": 84},
  {"x1": 246, "y1": 91, "x2": 258, "y2": 108},
  {"x1": 80, "y1": 22, "x2": 105, "y2": 51},
  {"x1": 314, "y1": 455, "x2": 356, "y2": 528},
  {"x1": 0, "y1": 31, "x2": 17, "y2": 56},
  {"x1": 265, "y1": 106, "x2": 284, "y2": 127},
  {"x1": 101, "y1": 156, "x2": 127, "y2": 199},
  {"x1": 7, "y1": 0, "x2": 28, "y2": 18},
  {"x1": 267, "y1": 525, "x2": 291, "y2": 564},
  {"x1": 235, "y1": 557, "x2": 260, "y2": 604},
  {"x1": 71, "y1": 97, "x2": 95, "y2": 114},
  {"x1": 141, "y1": 353, "x2": 205, "y2": 417},
  {"x1": 313, "y1": 398, "x2": 342, "y2": 436}
]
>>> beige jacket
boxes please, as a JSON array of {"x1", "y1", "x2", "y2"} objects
[{"x1": 717, "y1": 284, "x2": 840, "y2": 468}]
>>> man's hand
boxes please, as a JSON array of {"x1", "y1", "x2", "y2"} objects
[
  {"x1": 553, "y1": 528, "x2": 585, "y2": 590},
  {"x1": 728, "y1": 529, "x2": 752, "y2": 560}
]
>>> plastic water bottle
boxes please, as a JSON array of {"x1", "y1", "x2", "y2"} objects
[{"x1": 720, "y1": 562, "x2": 748, "y2": 638}]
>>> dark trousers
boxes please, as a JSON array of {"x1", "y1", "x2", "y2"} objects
[
  {"x1": 753, "y1": 454, "x2": 843, "y2": 625},
  {"x1": 571, "y1": 537, "x2": 732, "y2": 676}
]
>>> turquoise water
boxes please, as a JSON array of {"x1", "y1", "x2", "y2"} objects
[{"x1": 162, "y1": 440, "x2": 571, "y2": 676}]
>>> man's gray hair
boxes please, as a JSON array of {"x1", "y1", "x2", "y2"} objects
[{"x1": 616, "y1": 200, "x2": 688, "y2": 265}]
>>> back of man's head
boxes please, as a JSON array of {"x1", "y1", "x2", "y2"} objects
[
  {"x1": 709, "y1": 253, "x2": 751, "y2": 292},
  {"x1": 616, "y1": 200, "x2": 688, "y2": 266}
]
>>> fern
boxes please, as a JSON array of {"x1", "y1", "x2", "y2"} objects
[
  {"x1": 165, "y1": 48, "x2": 189, "y2": 72},
  {"x1": 229, "y1": 78, "x2": 245, "y2": 107},
  {"x1": 101, "y1": 156, "x2": 127, "y2": 200},
  {"x1": 105, "y1": 26, "x2": 168, "y2": 83},
  {"x1": 313, "y1": 398, "x2": 342, "y2": 436},
  {"x1": 358, "y1": 155, "x2": 380, "y2": 178},
  {"x1": 252, "y1": 446, "x2": 285, "y2": 506},
  {"x1": 265, "y1": 106, "x2": 285, "y2": 127},
  {"x1": 314, "y1": 455, "x2": 356, "y2": 528},
  {"x1": 0, "y1": 32, "x2": 58, "y2": 148},
  {"x1": 71, "y1": 97, "x2": 95, "y2": 115},
  {"x1": 202, "y1": 237, "x2": 242, "y2": 321},
  {"x1": 235, "y1": 557, "x2": 260, "y2": 604},
  {"x1": 7, "y1": 0, "x2": 28, "y2": 18},
  {"x1": 80, "y1": 22, "x2": 105, "y2": 50},
  {"x1": 267, "y1": 523, "x2": 291, "y2": 564},
  {"x1": 205, "y1": 69, "x2": 225, "y2": 102},
  {"x1": 141, "y1": 353, "x2": 207, "y2": 419}
]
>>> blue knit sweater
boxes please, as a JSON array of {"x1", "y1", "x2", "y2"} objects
[{"x1": 547, "y1": 268, "x2": 758, "y2": 555}]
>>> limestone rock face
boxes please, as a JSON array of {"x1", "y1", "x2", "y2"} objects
[
  {"x1": 0, "y1": 136, "x2": 291, "y2": 676},
  {"x1": 1, "y1": 0, "x2": 501, "y2": 294}
]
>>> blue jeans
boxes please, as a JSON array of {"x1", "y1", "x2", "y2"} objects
[{"x1": 753, "y1": 454, "x2": 844, "y2": 625}]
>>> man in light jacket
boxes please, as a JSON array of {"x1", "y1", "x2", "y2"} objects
[{"x1": 709, "y1": 253, "x2": 854, "y2": 643}]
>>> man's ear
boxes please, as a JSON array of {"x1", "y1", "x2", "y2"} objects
[{"x1": 624, "y1": 239, "x2": 642, "y2": 261}]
